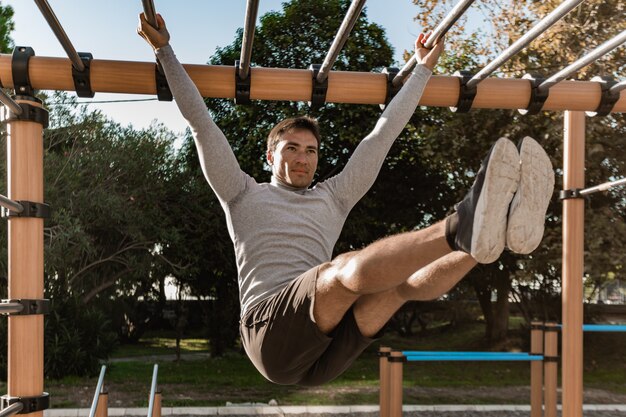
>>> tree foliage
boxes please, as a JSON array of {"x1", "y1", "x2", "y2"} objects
[
  {"x1": 0, "y1": 1, "x2": 14, "y2": 53},
  {"x1": 413, "y1": 0, "x2": 626, "y2": 341},
  {"x1": 0, "y1": 92, "x2": 188, "y2": 377}
]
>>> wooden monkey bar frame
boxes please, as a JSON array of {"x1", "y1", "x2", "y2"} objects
[{"x1": 0, "y1": 54, "x2": 624, "y2": 112}]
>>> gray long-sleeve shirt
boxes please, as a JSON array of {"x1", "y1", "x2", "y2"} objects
[{"x1": 156, "y1": 45, "x2": 432, "y2": 315}]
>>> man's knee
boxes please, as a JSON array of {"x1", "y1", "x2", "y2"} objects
[{"x1": 319, "y1": 253, "x2": 367, "y2": 295}]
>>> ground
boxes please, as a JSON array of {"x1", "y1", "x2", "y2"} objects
[{"x1": 50, "y1": 384, "x2": 626, "y2": 408}]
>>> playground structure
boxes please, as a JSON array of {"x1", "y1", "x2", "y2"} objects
[
  {"x1": 0, "y1": 1, "x2": 623, "y2": 417},
  {"x1": 379, "y1": 323, "x2": 626, "y2": 417}
]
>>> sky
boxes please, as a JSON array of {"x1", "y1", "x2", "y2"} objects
[{"x1": 4, "y1": 0, "x2": 432, "y2": 135}]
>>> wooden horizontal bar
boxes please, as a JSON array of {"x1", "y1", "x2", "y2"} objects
[{"x1": 0, "y1": 54, "x2": 624, "y2": 113}]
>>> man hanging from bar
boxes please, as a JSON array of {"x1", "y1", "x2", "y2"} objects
[{"x1": 137, "y1": 14, "x2": 555, "y2": 386}]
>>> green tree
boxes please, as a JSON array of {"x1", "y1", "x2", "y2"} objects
[
  {"x1": 0, "y1": 1, "x2": 14, "y2": 53},
  {"x1": 0, "y1": 92, "x2": 189, "y2": 377},
  {"x1": 413, "y1": 0, "x2": 626, "y2": 342}
]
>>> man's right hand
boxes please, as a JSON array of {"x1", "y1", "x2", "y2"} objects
[
  {"x1": 137, "y1": 13, "x2": 171, "y2": 51},
  {"x1": 415, "y1": 32, "x2": 444, "y2": 71}
]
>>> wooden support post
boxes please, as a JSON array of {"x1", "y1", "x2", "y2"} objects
[
  {"x1": 543, "y1": 323, "x2": 559, "y2": 417},
  {"x1": 530, "y1": 321, "x2": 544, "y2": 417},
  {"x1": 562, "y1": 111, "x2": 586, "y2": 417},
  {"x1": 0, "y1": 54, "x2": 624, "y2": 112},
  {"x1": 94, "y1": 392, "x2": 108, "y2": 417},
  {"x1": 5, "y1": 97, "x2": 46, "y2": 417},
  {"x1": 152, "y1": 391, "x2": 162, "y2": 417},
  {"x1": 379, "y1": 347, "x2": 392, "y2": 417},
  {"x1": 389, "y1": 351, "x2": 404, "y2": 417}
]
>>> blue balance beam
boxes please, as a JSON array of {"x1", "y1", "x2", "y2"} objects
[{"x1": 404, "y1": 353, "x2": 544, "y2": 362}]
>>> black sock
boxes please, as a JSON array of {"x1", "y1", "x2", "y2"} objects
[{"x1": 445, "y1": 213, "x2": 458, "y2": 251}]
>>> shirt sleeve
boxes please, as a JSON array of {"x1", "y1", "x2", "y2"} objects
[
  {"x1": 323, "y1": 64, "x2": 432, "y2": 211},
  {"x1": 155, "y1": 45, "x2": 248, "y2": 204}
]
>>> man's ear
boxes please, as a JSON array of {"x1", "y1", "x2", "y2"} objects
[{"x1": 266, "y1": 149, "x2": 274, "y2": 166}]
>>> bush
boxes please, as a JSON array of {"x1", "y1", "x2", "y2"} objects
[{"x1": 0, "y1": 297, "x2": 117, "y2": 380}]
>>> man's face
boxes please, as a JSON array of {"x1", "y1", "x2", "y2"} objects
[{"x1": 267, "y1": 129, "x2": 319, "y2": 188}]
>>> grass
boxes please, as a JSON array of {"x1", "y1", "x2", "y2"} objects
[
  {"x1": 22, "y1": 319, "x2": 626, "y2": 408},
  {"x1": 109, "y1": 336, "x2": 209, "y2": 358}
]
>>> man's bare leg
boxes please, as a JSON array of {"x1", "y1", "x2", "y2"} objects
[
  {"x1": 313, "y1": 138, "x2": 528, "y2": 335},
  {"x1": 314, "y1": 220, "x2": 452, "y2": 334},
  {"x1": 352, "y1": 251, "x2": 476, "y2": 337}
]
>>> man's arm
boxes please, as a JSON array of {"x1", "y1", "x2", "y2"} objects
[
  {"x1": 326, "y1": 34, "x2": 443, "y2": 208},
  {"x1": 138, "y1": 13, "x2": 247, "y2": 204}
]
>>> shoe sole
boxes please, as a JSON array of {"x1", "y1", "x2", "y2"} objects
[
  {"x1": 471, "y1": 138, "x2": 521, "y2": 263},
  {"x1": 506, "y1": 136, "x2": 555, "y2": 254}
]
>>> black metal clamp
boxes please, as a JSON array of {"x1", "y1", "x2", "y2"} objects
[
  {"x1": 380, "y1": 67, "x2": 401, "y2": 110},
  {"x1": 308, "y1": 64, "x2": 328, "y2": 108},
  {"x1": 450, "y1": 70, "x2": 477, "y2": 113},
  {"x1": 1, "y1": 102, "x2": 49, "y2": 129},
  {"x1": 387, "y1": 354, "x2": 407, "y2": 363},
  {"x1": 155, "y1": 59, "x2": 173, "y2": 102},
  {"x1": 4, "y1": 46, "x2": 50, "y2": 128},
  {"x1": 72, "y1": 52, "x2": 95, "y2": 98},
  {"x1": 1, "y1": 393, "x2": 50, "y2": 414},
  {"x1": 530, "y1": 322, "x2": 545, "y2": 331},
  {"x1": 12, "y1": 46, "x2": 35, "y2": 98},
  {"x1": 234, "y1": 60, "x2": 251, "y2": 105},
  {"x1": 1, "y1": 299, "x2": 50, "y2": 316},
  {"x1": 559, "y1": 189, "x2": 586, "y2": 201},
  {"x1": 586, "y1": 76, "x2": 620, "y2": 117},
  {"x1": 1, "y1": 201, "x2": 51, "y2": 219},
  {"x1": 519, "y1": 74, "x2": 549, "y2": 115}
]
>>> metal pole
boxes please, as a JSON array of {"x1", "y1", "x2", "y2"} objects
[
  {"x1": 610, "y1": 80, "x2": 626, "y2": 95},
  {"x1": 538, "y1": 29, "x2": 626, "y2": 93},
  {"x1": 423, "y1": 0, "x2": 475, "y2": 49},
  {"x1": 579, "y1": 177, "x2": 626, "y2": 196},
  {"x1": 0, "y1": 90, "x2": 24, "y2": 116},
  {"x1": 0, "y1": 194, "x2": 24, "y2": 213},
  {"x1": 465, "y1": 0, "x2": 585, "y2": 90},
  {"x1": 0, "y1": 302, "x2": 24, "y2": 314},
  {"x1": 33, "y1": 0, "x2": 85, "y2": 71},
  {"x1": 316, "y1": 0, "x2": 367, "y2": 83},
  {"x1": 0, "y1": 402, "x2": 24, "y2": 417},
  {"x1": 238, "y1": 0, "x2": 260, "y2": 80},
  {"x1": 141, "y1": 0, "x2": 158, "y2": 28},
  {"x1": 392, "y1": 0, "x2": 475, "y2": 87},
  {"x1": 88, "y1": 366, "x2": 107, "y2": 417},
  {"x1": 147, "y1": 364, "x2": 159, "y2": 417}
]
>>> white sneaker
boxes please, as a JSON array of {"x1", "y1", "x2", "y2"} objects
[
  {"x1": 454, "y1": 137, "x2": 521, "y2": 264},
  {"x1": 506, "y1": 136, "x2": 555, "y2": 254}
]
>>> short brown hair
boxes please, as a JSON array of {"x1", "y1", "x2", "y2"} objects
[{"x1": 267, "y1": 116, "x2": 321, "y2": 152}]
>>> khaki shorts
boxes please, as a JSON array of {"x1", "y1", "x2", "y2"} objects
[{"x1": 239, "y1": 265, "x2": 377, "y2": 386}]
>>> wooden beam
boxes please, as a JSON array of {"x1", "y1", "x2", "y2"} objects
[
  {"x1": 6, "y1": 98, "x2": 45, "y2": 417},
  {"x1": 562, "y1": 110, "x2": 586, "y2": 417},
  {"x1": 0, "y1": 54, "x2": 624, "y2": 112}
]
